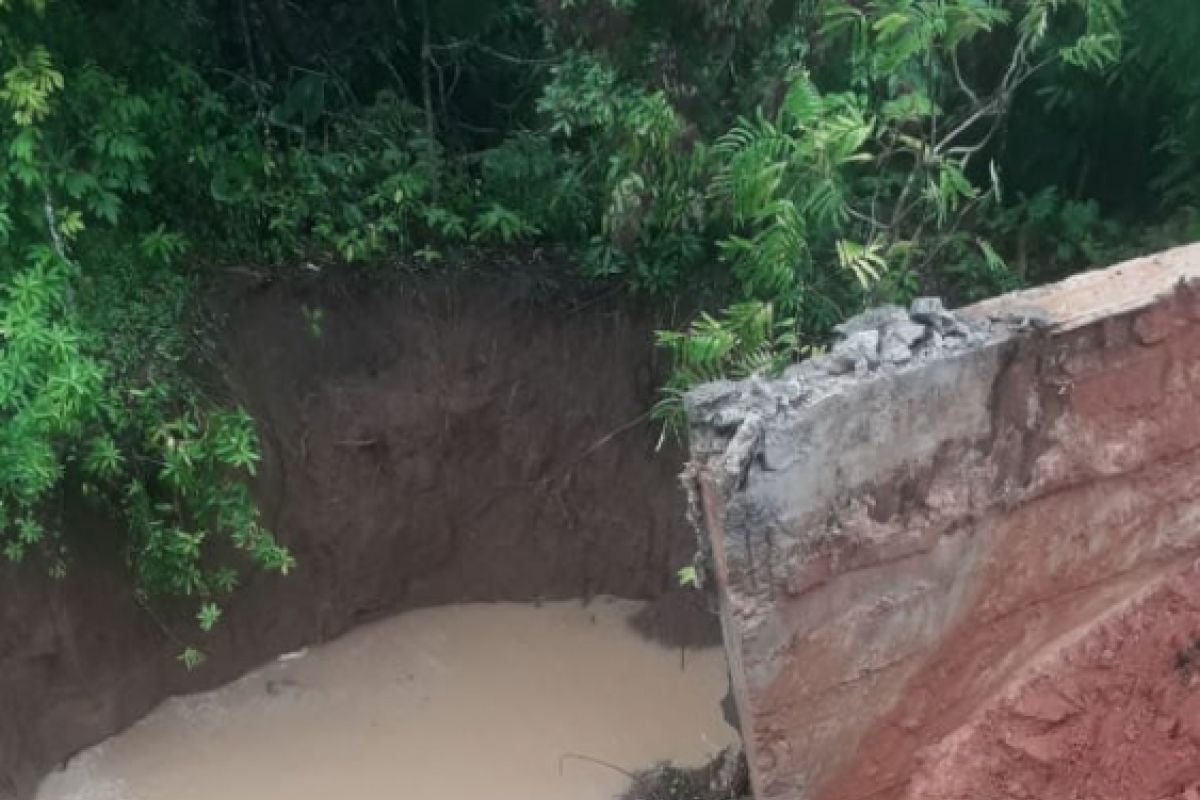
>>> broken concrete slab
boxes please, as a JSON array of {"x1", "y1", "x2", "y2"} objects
[{"x1": 686, "y1": 243, "x2": 1200, "y2": 800}]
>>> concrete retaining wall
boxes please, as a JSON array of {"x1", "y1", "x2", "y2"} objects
[{"x1": 686, "y1": 243, "x2": 1200, "y2": 800}]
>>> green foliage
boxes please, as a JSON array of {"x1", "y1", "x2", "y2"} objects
[
  {"x1": 651, "y1": 301, "x2": 802, "y2": 440},
  {"x1": 677, "y1": 564, "x2": 700, "y2": 589},
  {"x1": 0, "y1": 5, "x2": 289, "y2": 662},
  {"x1": 562, "y1": 0, "x2": 1134, "y2": 408},
  {"x1": 178, "y1": 646, "x2": 205, "y2": 671},
  {"x1": 1, "y1": 0, "x2": 1198, "y2": 657},
  {"x1": 0, "y1": 253, "x2": 101, "y2": 569},
  {"x1": 302, "y1": 305, "x2": 324, "y2": 339},
  {"x1": 0, "y1": 243, "x2": 291, "y2": 655},
  {"x1": 0, "y1": 44, "x2": 62, "y2": 126},
  {"x1": 996, "y1": 0, "x2": 1200, "y2": 249},
  {"x1": 540, "y1": 50, "x2": 709, "y2": 291}
]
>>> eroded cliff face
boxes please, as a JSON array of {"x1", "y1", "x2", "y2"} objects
[
  {"x1": 687, "y1": 243, "x2": 1200, "y2": 800},
  {"x1": 1, "y1": 280, "x2": 709, "y2": 799}
]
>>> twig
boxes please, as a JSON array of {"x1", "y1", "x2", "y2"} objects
[
  {"x1": 934, "y1": 96, "x2": 1002, "y2": 156},
  {"x1": 134, "y1": 593, "x2": 190, "y2": 651},
  {"x1": 429, "y1": 39, "x2": 560, "y2": 66},
  {"x1": 846, "y1": 203, "x2": 889, "y2": 230},
  {"x1": 237, "y1": 0, "x2": 267, "y2": 121},
  {"x1": 42, "y1": 184, "x2": 66, "y2": 260},
  {"x1": 951, "y1": 50, "x2": 979, "y2": 106},
  {"x1": 473, "y1": 42, "x2": 559, "y2": 67},
  {"x1": 41, "y1": 177, "x2": 76, "y2": 306},
  {"x1": 418, "y1": 0, "x2": 439, "y2": 187},
  {"x1": 572, "y1": 410, "x2": 651, "y2": 465},
  {"x1": 558, "y1": 753, "x2": 637, "y2": 780},
  {"x1": 373, "y1": 47, "x2": 412, "y2": 101}
]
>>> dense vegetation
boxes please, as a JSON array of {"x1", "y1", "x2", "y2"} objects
[{"x1": 2, "y1": 0, "x2": 1197, "y2": 662}]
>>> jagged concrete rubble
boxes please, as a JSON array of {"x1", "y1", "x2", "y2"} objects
[
  {"x1": 685, "y1": 295, "x2": 1026, "y2": 474},
  {"x1": 821, "y1": 296, "x2": 990, "y2": 374}
]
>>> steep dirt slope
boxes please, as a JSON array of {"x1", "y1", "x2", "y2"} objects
[{"x1": 0, "y1": 277, "x2": 709, "y2": 798}]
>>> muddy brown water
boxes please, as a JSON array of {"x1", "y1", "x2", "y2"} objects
[{"x1": 36, "y1": 599, "x2": 737, "y2": 800}]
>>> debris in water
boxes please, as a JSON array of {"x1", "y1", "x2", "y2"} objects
[{"x1": 620, "y1": 745, "x2": 749, "y2": 800}]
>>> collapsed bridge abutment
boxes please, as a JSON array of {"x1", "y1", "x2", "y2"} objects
[{"x1": 687, "y1": 243, "x2": 1200, "y2": 800}]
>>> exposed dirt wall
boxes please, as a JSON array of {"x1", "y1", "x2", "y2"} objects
[
  {"x1": 687, "y1": 244, "x2": 1200, "y2": 800},
  {"x1": 0, "y1": 278, "x2": 704, "y2": 798}
]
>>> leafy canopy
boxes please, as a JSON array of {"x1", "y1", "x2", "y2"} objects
[{"x1": 2, "y1": 0, "x2": 1198, "y2": 661}]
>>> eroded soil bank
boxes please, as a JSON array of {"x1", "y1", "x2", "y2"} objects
[
  {"x1": 1, "y1": 275, "x2": 714, "y2": 798},
  {"x1": 36, "y1": 600, "x2": 738, "y2": 800}
]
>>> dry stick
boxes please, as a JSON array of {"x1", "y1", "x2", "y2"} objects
[
  {"x1": 419, "y1": 0, "x2": 438, "y2": 191},
  {"x1": 558, "y1": 753, "x2": 637, "y2": 781},
  {"x1": 42, "y1": 184, "x2": 66, "y2": 260},
  {"x1": 951, "y1": 49, "x2": 980, "y2": 107},
  {"x1": 237, "y1": 0, "x2": 267, "y2": 124},
  {"x1": 41, "y1": 175, "x2": 78, "y2": 309},
  {"x1": 542, "y1": 410, "x2": 654, "y2": 496},
  {"x1": 572, "y1": 410, "x2": 652, "y2": 465},
  {"x1": 238, "y1": 0, "x2": 255, "y2": 80},
  {"x1": 474, "y1": 42, "x2": 560, "y2": 67},
  {"x1": 428, "y1": 44, "x2": 450, "y2": 124},
  {"x1": 135, "y1": 594, "x2": 191, "y2": 652}
]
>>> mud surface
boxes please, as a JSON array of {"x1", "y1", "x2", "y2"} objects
[
  {"x1": 36, "y1": 599, "x2": 738, "y2": 800},
  {"x1": 2, "y1": 278, "x2": 712, "y2": 798}
]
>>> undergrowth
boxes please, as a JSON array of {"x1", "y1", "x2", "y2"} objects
[{"x1": 1, "y1": 0, "x2": 1198, "y2": 663}]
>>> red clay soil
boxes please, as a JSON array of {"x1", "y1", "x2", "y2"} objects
[{"x1": 907, "y1": 561, "x2": 1200, "y2": 800}]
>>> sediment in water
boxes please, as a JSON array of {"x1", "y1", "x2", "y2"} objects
[{"x1": 36, "y1": 600, "x2": 737, "y2": 800}]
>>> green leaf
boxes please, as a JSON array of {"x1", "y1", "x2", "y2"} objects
[
  {"x1": 178, "y1": 647, "x2": 205, "y2": 671},
  {"x1": 197, "y1": 602, "x2": 222, "y2": 632},
  {"x1": 85, "y1": 435, "x2": 124, "y2": 478},
  {"x1": 977, "y1": 238, "x2": 1007, "y2": 273},
  {"x1": 677, "y1": 564, "x2": 700, "y2": 589}
]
